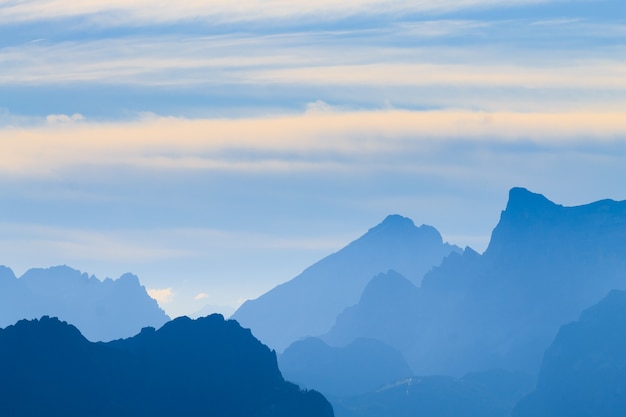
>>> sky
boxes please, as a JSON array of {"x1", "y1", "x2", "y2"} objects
[{"x1": 1, "y1": 0, "x2": 625, "y2": 318}]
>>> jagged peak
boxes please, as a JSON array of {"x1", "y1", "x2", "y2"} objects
[
  {"x1": 1, "y1": 316, "x2": 86, "y2": 342},
  {"x1": 117, "y1": 272, "x2": 141, "y2": 286},
  {"x1": 363, "y1": 214, "x2": 443, "y2": 243},
  {"x1": 20, "y1": 264, "x2": 88, "y2": 281}
]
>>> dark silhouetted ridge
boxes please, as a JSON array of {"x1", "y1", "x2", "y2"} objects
[{"x1": 0, "y1": 314, "x2": 334, "y2": 417}]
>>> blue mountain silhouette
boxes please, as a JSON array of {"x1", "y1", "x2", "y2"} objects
[
  {"x1": 279, "y1": 336, "x2": 412, "y2": 398},
  {"x1": 0, "y1": 265, "x2": 169, "y2": 341},
  {"x1": 232, "y1": 215, "x2": 460, "y2": 351},
  {"x1": 311, "y1": 188, "x2": 626, "y2": 377},
  {"x1": 513, "y1": 289, "x2": 626, "y2": 417}
]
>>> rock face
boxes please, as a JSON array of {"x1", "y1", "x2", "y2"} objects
[
  {"x1": 279, "y1": 336, "x2": 413, "y2": 398},
  {"x1": 232, "y1": 215, "x2": 461, "y2": 351},
  {"x1": 0, "y1": 315, "x2": 335, "y2": 417},
  {"x1": 320, "y1": 188, "x2": 626, "y2": 376},
  {"x1": 0, "y1": 265, "x2": 169, "y2": 341},
  {"x1": 513, "y1": 289, "x2": 626, "y2": 417}
]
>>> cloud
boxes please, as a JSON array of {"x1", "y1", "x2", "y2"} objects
[
  {"x1": 0, "y1": 223, "x2": 195, "y2": 263},
  {"x1": 0, "y1": 109, "x2": 625, "y2": 177},
  {"x1": 0, "y1": 0, "x2": 555, "y2": 26},
  {"x1": 305, "y1": 100, "x2": 335, "y2": 114},
  {"x1": 46, "y1": 113, "x2": 85, "y2": 124},
  {"x1": 194, "y1": 293, "x2": 209, "y2": 301},
  {"x1": 147, "y1": 288, "x2": 174, "y2": 304},
  {"x1": 2, "y1": 32, "x2": 624, "y2": 90}
]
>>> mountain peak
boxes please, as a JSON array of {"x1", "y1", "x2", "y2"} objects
[
  {"x1": 505, "y1": 187, "x2": 558, "y2": 213},
  {"x1": 365, "y1": 214, "x2": 417, "y2": 235},
  {"x1": 365, "y1": 214, "x2": 443, "y2": 244},
  {"x1": 381, "y1": 214, "x2": 416, "y2": 228}
]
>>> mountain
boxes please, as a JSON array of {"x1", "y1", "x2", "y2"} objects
[
  {"x1": 279, "y1": 337, "x2": 412, "y2": 398},
  {"x1": 415, "y1": 187, "x2": 626, "y2": 374},
  {"x1": 335, "y1": 370, "x2": 534, "y2": 417},
  {"x1": 232, "y1": 215, "x2": 461, "y2": 351},
  {"x1": 513, "y1": 289, "x2": 626, "y2": 417},
  {"x1": 320, "y1": 188, "x2": 626, "y2": 376},
  {"x1": 0, "y1": 315, "x2": 334, "y2": 417},
  {"x1": 0, "y1": 265, "x2": 169, "y2": 341},
  {"x1": 323, "y1": 270, "x2": 421, "y2": 350}
]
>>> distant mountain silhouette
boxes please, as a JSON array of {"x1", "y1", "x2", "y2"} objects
[
  {"x1": 513, "y1": 289, "x2": 626, "y2": 417},
  {"x1": 0, "y1": 265, "x2": 169, "y2": 341},
  {"x1": 0, "y1": 315, "x2": 334, "y2": 417},
  {"x1": 232, "y1": 215, "x2": 461, "y2": 351},
  {"x1": 335, "y1": 370, "x2": 534, "y2": 417},
  {"x1": 324, "y1": 270, "x2": 420, "y2": 350},
  {"x1": 319, "y1": 188, "x2": 626, "y2": 376},
  {"x1": 279, "y1": 337, "x2": 412, "y2": 397}
]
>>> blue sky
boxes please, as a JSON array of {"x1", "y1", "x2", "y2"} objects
[{"x1": 1, "y1": 0, "x2": 625, "y2": 317}]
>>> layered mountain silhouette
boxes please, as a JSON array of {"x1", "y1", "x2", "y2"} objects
[
  {"x1": 324, "y1": 270, "x2": 421, "y2": 351},
  {"x1": 0, "y1": 265, "x2": 169, "y2": 341},
  {"x1": 319, "y1": 188, "x2": 626, "y2": 376},
  {"x1": 232, "y1": 215, "x2": 461, "y2": 351},
  {"x1": 513, "y1": 289, "x2": 626, "y2": 417},
  {"x1": 279, "y1": 337, "x2": 412, "y2": 397},
  {"x1": 0, "y1": 314, "x2": 334, "y2": 417}
]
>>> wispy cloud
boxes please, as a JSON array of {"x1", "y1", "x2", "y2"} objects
[
  {"x1": 194, "y1": 293, "x2": 209, "y2": 301},
  {"x1": 1, "y1": 109, "x2": 625, "y2": 177},
  {"x1": 0, "y1": 223, "x2": 194, "y2": 262},
  {"x1": 0, "y1": 0, "x2": 554, "y2": 26},
  {"x1": 2, "y1": 32, "x2": 623, "y2": 89}
]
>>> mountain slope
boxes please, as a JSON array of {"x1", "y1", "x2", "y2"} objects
[
  {"x1": 232, "y1": 215, "x2": 460, "y2": 351},
  {"x1": 0, "y1": 315, "x2": 334, "y2": 417},
  {"x1": 279, "y1": 336, "x2": 412, "y2": 398},
  {"x1": 323, "y1": 270, "x2": 421, "y2": 350},
  {"x1": 513, "y1": 290, "x2": 626, "y2": 417},
  {"x1": 0, "y1": 265, "x2": 169, "y2": 341}
]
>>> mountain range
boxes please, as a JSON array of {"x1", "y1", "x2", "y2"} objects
[
  {"x1": 0, "y1": 314, "x2": 334, "y2": 417},
  {"x1": 4, "y1": 186, "x2": 626, "y2": 417},
  {"x1": 232, "y1": 215, "x2": 461, "y2": 351},
  {"x1": 319, "y1": 187, "x2": 626, "y2": 376},
  {"x1": 232, "y1": 187, "x2": 626, "y2": 417},
  {"x1": 0, "y1": 265, "x2": 169, "y2": 341}
]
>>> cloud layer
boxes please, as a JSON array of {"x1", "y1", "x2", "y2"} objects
[{"x1": 1, "y1": 109, "x2": 625, "y2": 177}]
